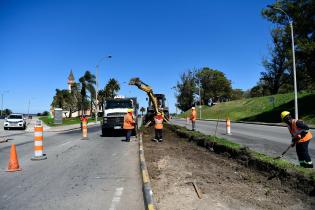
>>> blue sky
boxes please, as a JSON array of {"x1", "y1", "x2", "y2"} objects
[{"x1": 0, "y1": 0, "x2": 274, "y2": 114}]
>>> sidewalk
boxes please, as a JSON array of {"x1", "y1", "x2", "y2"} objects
[{"x1": 44, "y1": 121, "x2": 101, "y2": 132}]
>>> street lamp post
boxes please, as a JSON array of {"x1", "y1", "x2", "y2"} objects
[
  {"x1": 1, "y1": 91, "x2": 9, "y2": 117},
  {"x1": 199, "y1": 79, "x2": 202, "y2": 119},
  {"x1": 95, "y1": 55, "x2": 112, "y2": 123},
  {"x1": 27, "y1": 99, "x2": 31, "y2": 117},
  {"x1": 267, "y1": 5, "x2": 298, "y2": 119}
]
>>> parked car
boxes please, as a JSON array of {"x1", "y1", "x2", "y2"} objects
[{"x1": 4, "y1": 114, "x2": 27, "y2": 130}]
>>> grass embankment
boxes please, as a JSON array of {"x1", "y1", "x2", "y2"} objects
[
  {"x1": 168, "y1": 124, "x2": 315, "y2": 194},
  {"x1": 39, "y1": 116, "x2": 95, "y2": 127},
  {"x1": 178, "y1": 92, "x2": 315, "y2": 125}
]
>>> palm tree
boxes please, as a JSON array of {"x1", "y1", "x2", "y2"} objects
[
  {"x1": 79, "y1": 71, "x2": 96, "y2": 115},
  {"x1": 140, "y1": 107, "x2": 145, "y2": 116},
  {"x1": 97, "y1": 89, "x2": 107, "y2": 112},
  {"x1": 104, "y1": 78, "x2": 120, "y2": 98},
  {"x1": 51, "y1": 89, "x2": 64, "y2": 108}
]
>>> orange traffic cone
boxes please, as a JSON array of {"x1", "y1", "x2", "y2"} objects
[{"x1": 6, "y1": 144, "x2": 21, "y2": 172}]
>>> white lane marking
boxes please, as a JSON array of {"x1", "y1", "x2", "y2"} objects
[
  {"x1": 60, "y1": 141, "x2": 72, "y2": 146},
  {"x1": 109, "y1": 187, "x2": 124, "y2": 210}
]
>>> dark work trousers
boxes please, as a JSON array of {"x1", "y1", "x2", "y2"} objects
[
  {"x1": 296, "y1": 140, "x2": 313, "y2": 168},
  {"x1": 155, "y1": 129, "x2": 163, "y2": 141},
  {"x1": 192, "y1": 121, "x2": 196, "y2": 131},
  {"x1": 125, "y1": 129, "x2": 132, "y2": 142}
]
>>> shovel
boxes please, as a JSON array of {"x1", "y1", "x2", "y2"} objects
[{"x1": 273, "y1": 143, "x2": 294, "y2": 160}]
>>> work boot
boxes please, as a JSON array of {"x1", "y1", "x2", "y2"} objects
[{"x1": 300, "y1": 162, "x2": 313, "y2": 168}]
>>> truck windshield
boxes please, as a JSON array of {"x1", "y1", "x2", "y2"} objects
[
  {"x1": 105, "y1": 101, "x2": 132, "y2": 109},
  {"x1": 8, "y1": 115, "x2": 23, "y2": 119}
]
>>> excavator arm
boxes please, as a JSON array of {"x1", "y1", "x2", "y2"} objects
[{"x1": 129, "y1": 77, "x2": 168, "y2": 122}]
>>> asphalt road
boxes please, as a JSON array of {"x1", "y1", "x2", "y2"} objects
[
  {"x1": 171, "y1": 119, "x2": 315, "y2": 165},
  {"x1": 0, "y1": 125, "x2": 144, "y2": 210}
]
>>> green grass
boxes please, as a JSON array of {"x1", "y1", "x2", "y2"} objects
[
  {"x1": 39, "y1": 116, "x2": 95, "y2": 127},
  {"x1": 177, "y1": 92, "x2": 315, "y2": 125}
]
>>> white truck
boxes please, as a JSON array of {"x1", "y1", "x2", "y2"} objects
[{"x1": 101, "y1": 97, "x2": 138, "y2": 136}]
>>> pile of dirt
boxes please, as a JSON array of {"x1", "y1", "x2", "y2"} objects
[{"x1": 143, "y1": 127, "x2": 315, "y2": 210}]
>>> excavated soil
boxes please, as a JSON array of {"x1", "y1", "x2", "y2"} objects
[{"x1": 143, "y1": 127, "x2": 315, "y2": 210}]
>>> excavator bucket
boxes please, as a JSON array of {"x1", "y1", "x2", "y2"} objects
[{"x1": 129, "y1": 77, "x2": 141, "y2": 85}]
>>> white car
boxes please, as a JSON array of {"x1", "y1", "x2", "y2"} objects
[{"x1": 4, "y1": 114, "x2": 27, "y2": 130}]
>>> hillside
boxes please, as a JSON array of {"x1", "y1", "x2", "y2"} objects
[{"x1": 177, "y1": 92, "x2": 315, "y2": 125}]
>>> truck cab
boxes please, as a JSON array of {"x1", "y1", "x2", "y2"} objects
[{"x1": 101, "y1": 97, "x2": 138, "y2": 136}]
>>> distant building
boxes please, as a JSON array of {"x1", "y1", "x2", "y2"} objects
[
  {"x1": 50, "y1": 70, "x2": 91, "y2": 118},
  {"x1": 67, "y1": 69, "x2": 75, "y2": 93}
]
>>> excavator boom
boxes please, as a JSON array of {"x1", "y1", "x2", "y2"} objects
[{"x1": 129, "y1": 77, "x2": 168, "y2": 122}]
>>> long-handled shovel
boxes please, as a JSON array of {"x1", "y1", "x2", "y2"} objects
[{"x1": 274, "y1": 143, "x2": 294, "y2": 160}]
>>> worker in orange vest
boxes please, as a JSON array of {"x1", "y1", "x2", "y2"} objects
[
  {"x1": 153, "y1": 112, "x2": 164, "y2": 142},
  {"x1": 123, "y1": 109, "x2": 135, "y2": 142},
  {"x1": 190, "y1": 107, "x2": 197, "y2": 131},
  {"x1": 80, "y1": 114, "x2": 88, "y2": 130},
  {"x1": 281, "y1": 111, "x2": 313, "y2": 168}
]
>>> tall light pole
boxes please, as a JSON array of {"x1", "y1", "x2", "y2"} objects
[
  {"x1": 267, "y1": 5, "x2": 298, "y2": 119},
  {"x1": 27, "y1": 99, "x2": 31, "y2": 117},
  {"x1": 1, "y1": 90, "x2": 9, "y2": 116},
  {"x1": 27, "y1": 97, "x2": 35, "y2": 118},
  {"x1": 199, "y1": 79, "x2": 202, "y2": 119},
  {"x1": 95, "y1": 55, "x2": 112, "y2": 123}
]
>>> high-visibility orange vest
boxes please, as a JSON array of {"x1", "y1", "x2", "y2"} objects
[
  {"x1": 154, "y1": 115, "x2": 163, "y2": 129},
  {"x1": 190, "y1": 110, "x2": 196, "y2": 121},
  {"x1": 81, "y1": 117, "x2": 88, "y2": 123},
  {"x1": 123, "y1": 113, "x2": 135, "y2": 129},
  {"x1": 289, "y1": 119, "x2": 312, "y2": 143}
]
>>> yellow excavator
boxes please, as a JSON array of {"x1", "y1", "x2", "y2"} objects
[{"x1": 129, "y1": 77, "x2": 169, "y2": 123}]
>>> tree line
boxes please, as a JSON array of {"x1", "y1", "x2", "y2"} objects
[
  {"x1": 174, "y1": 67, "x2": 242, "y2": 111},
  {"x1": 251, "y1": 0, "x2": 315, "y2": 97},
  {"x1": 51, "y1": 70, "x2": 120, "y2": 118},
  {"x1": 175, "y1": 0, "x2": 314, "y2": 111}
]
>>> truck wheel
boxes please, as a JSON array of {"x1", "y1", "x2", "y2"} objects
[{"x1": 102, "y1": 128, "x2": 107, "y2": 137}]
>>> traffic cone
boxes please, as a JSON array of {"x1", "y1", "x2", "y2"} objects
[
  {"x1": 82, "y1": 121, "x2": 88, "y2": 140},
  {"x1": 6, "y1": 144, "x2": 21, "y2": 172},
  {"x1": 226, "y1": 117, "x2": 231, "y2": 135}
]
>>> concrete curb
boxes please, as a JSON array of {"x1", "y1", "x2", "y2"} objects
[
  {"x1": 139, "y1": 133, "x2": 157, "y2": 210},
  {"x1": 174, "y1": 118, "x2": 315, "y2": 129}
]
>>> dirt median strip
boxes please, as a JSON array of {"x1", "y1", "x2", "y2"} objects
[
  {"x1": 143, "y1": 126, "x2": 315, "y2": 210},
  {"x1": 139, "y1": 133, "x2": 157, "y2": 210},
  {"x1": 169, "y1": 124, "x2": 315, "y2": 194}
]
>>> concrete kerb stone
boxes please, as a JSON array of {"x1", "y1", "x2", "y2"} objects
[
  {"x1": 175, "y1": 118, "x2": 315, "y2": 129},
  {"x1": 42, "y1": 122, "x2": 101, "y2": 133},
  {"x1": 139, "y1": 132, "x2": 157, "y2": 210}
]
